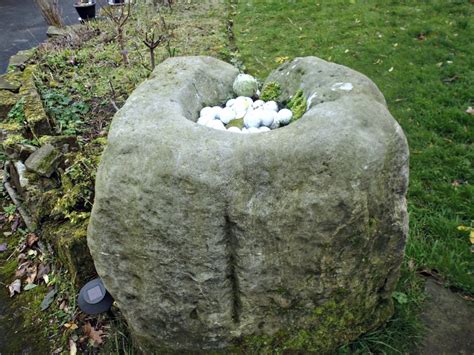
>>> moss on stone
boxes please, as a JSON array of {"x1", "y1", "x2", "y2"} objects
[
  {"x1": 240, "y1": 297, "x2": 394, "y2": 354},
  {"x1": 3, "y1": 134, "x2": 24, "y2": 148},
  {"x1": 19, "y1": 66, "x2": 51, "y2": 135},
  {"x1": 287, "y1": 89, "x2": 306, "y2": 121},
  {"x1": 0, "y1": 71, "x2": 22, "y2": 92},
  {"x1": 260, "y1": 81, "x2": 281, "y2": 102},
  {"x1": 0, "y1": 90, "x2": 18, "y2": 120},
  {"x1": 42, "y1": 220, "x2": 95, "y2": 285},
  {"x1": 0, "y1": 122, "x2": 23, "y2": 132}
]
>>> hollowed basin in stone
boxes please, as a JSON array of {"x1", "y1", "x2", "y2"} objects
[{"x1": 87, "y1": 56, "x2": 409, "y2": 353}]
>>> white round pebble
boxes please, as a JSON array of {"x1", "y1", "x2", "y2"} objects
[
  {"x1": 252, "y1": 100, "x2": 264, "y2": 109},
  {"x1": 233, "y1": 98, "x2": 251, "y2": 118},
  {"x1": 260, "y1": 109, "x2": 276, "y2": 127},
  {"x1": 226, "y1": 98, "x2": 236, "y2": 108},
  {"x1": 263, "y1": 100, "x2": 278, "y2": 112},
  {"x1": 200, "y1": 106, "x2": 214, "y2": 118},
  {"x1": 227, "y1": 126, "x2": 241, "y2": 133},
  {"x1": 277, "y1": 108, "x2": 293, "y2": 125},
  {"x1": 219, "y1": 107, "x2": 236, "y2": 124},
  {"x1": 206, "y1": 119, "x2": 225, "y2": 130},
  {"x1": 244, "y1": 110, "x2": 261, "y2": 128},
  {"x1": 211, "y1": 106, "x2": 223, "y2": 118},
  {"x1": 244, "y1": 97, "x2": 253, "y2": 106},
  {"x1": 197, "y1": 116, "x2": 212, "y2": 126},
  {"x1": 234, "y1": 96, "x2": 251, "y2": 108},
  {"x1": 270, "y1": 117, "x2": 280, "y2": 129},
  {"x1": 198, "y1": 86, "x2": 303, "y2": 132}
]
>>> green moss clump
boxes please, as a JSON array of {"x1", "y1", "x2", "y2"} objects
[
  {"x1": 260, "y1": 81, "x2": 281, "y2": 101},
  {"x1": 0, "y1": 122, "x2": 23, "y2": 131},
  {"x1": 240, "y1": 297, "x2": 391, "y2": 354},
  {"x1": 42, "y1": 220, "x2": 95, "y2": 284},
  {"x1": 3, "y1": 134, "x2": 24, "y2": 148},
  {"x1": 287, "y1": 89, "x2": 306, "y2": 121},
  {"x1": 0, "y1": 258, "x2": 18, "y2": 278}
]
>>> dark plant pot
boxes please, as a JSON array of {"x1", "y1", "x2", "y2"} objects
[
  {"x1": 73, "y1": 1, "x2": 96, "y2": 21},
  {"x1": 108, "y1": 0, "x2": 125, "y2": 5}
]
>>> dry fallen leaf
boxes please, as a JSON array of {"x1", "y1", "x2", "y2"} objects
[
  {"x1": 60, "y1": 300, "x2": 67, "y2": 310},
  {"x1": 26, "y1": 264, "x2": 38, "y2": 284},
  {"x1": 64, "y1": 322, "x2": 79, "y2": 330},
  {"x1": 15, "y1": 261, "x2": 31, "y2": 278},
  {"x1": 0, "y1": 243, "x2": 7, "y2": 252},
  {"x1": 8, "y1": 279, "x2": 21, "y2": 297},
  {"x1": 417, "y1": 32, "x2": 426, "y2": 40},
  {"x1": 466, "y1": 107, "x2": 474, "y2": 115},
  {"x1": 69, "y1": 338, "x2": 77, "y2": 355},
  {"x1": 26, "y1": 233, "x2": 39, "y2": 247},
  {"x1": 83, "y1": 322, "x2": 105, "y2": 347},
  {"x1": 36, "y1": 263, "x2": 50, "y2": 282},
  {"x1": 275, "y1": 56, "x2": 289, "y2": 64},
  {"x1": 17, "y1": 253, "x2": 27, "y2": 261}
]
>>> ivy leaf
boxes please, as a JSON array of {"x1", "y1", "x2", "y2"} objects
[
  {"x1": 392, "y1": 291, "x2": 408, "y2": 304},
  {"x1": 83, "y1": 322, "x2": 105, "y2": 347},
  {"x1": 40, "y1": 288, "x2": 57, "y2": 311},
  {"x1": 24, "y1": 283, "x2": 37, "y2": 291}
]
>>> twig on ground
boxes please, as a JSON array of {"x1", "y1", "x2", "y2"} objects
[{"x1": 3, "y1": 162, "x2": 35, "y2": 232}]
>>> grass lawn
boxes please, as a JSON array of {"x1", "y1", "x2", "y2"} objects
[{"x1": 234, "y1": 0, "x2": 473, "y2": 352}]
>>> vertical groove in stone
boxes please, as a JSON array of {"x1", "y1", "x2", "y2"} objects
[{"x1": 224, "y1": 214, "x2": 241, "y2": 324}]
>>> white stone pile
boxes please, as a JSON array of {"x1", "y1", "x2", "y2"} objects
[{"x1": 196, "y1": 74, "x2": 293, "y2": 134}]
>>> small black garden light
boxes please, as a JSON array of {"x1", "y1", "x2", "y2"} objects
[
  {"x1": 78, "y1": 278, "x2": 113, "y2": 314},
  {"x1": 108, "y1": 0, "x2": 125, "y2": 5}
]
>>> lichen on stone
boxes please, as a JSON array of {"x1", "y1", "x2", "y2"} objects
[{"x1": 260, "y1": 81, "x2": 281, "y2": 102}]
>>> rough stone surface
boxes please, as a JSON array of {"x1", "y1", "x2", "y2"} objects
[
  {"x1": 88, "y1": 56, "x2": 409, "y2": 352},
  {"x1": 39, "y1": 135, "x2": 79, "y2": 153},
  {"x1": 0, "y1": 90, "x2": 17, "y2": 121},
  {"x1": 46, "y1": 26, "x2": 69, "y2": 37},
  {"x1": 20, "y1": 66, "x2": 52, "y2": 136},
  {"x1": 0, "y1": 72, "x2": 22, "y2": 92},
  {"x1": 25, "y1": 143, "x2": 61, "y2": 177},
  {"x1": 9, "y1": 161, "x2": 29, "y2": 196},
  {"x1": 7, "y1": 49, "x2": 35, "y2": 71},
  {"x1": 419, "y1": 279, "x2": 474, "y2": 354}
]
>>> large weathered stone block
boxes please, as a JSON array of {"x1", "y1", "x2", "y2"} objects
[
  {"x1": 20, "y1": 66, "x2": 52, "y2": 137},
  {"x1": 25, "y1": 143, "x2": 62, "y2": 178},
  {"x1": 0, "y1": 90, "x2": 18, "y2": 121},
  {"x1": 88, "y1": 56, "x2": 409, "y2": 353}
]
